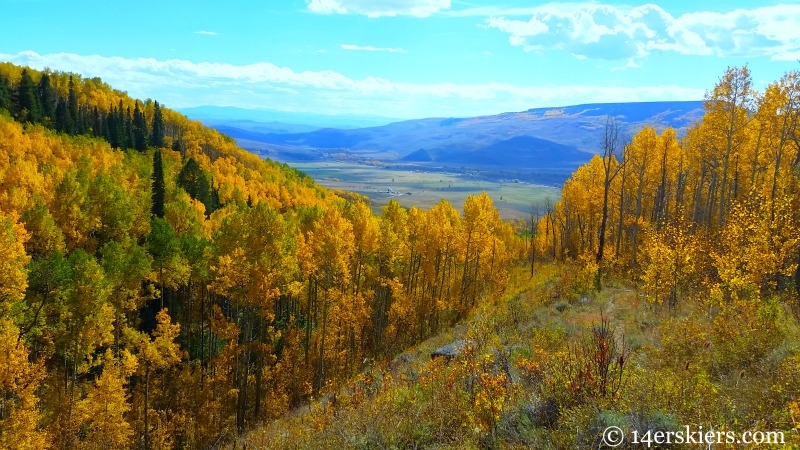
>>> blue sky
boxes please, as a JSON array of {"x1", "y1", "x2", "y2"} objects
[{"x1": 1, "y1": 0, "x2": 798, "y2": 119}]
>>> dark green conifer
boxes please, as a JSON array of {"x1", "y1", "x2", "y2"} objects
[
  {"x1": 133, "y1": 101, "x2": 149, "y2": 151},
  {"x1": 16, "y1": 69, "x2": 42, "y2": 123},
  {"x1": 151, "y1": 149, "x2": 166, "y2": 218},
  {"x1": 177, "y1": 157, "x2": 218, "y2": 215},
  {"x1": 37, "y1": 72, "x2": 56, "y2": 123},
  {"x1": 68, "y1": 75, "x2": 79, "y2": 133},
  {"x1": 0, "y1": 74, "x2": 11, "y2": 112},
  {"x1": 150, "y1": 101, "x2": 165, "y2": 148},
  {"x1": 106, "y1": 104, "x2": 121, "y2": 148},
  {"x1": 125, "y1": 106, "x2": 134, "y2": 150},
  {"x1": 91, "y1": 107, "x2": 102, "y2": 137},
  {"x1": 54, "y1": 99, "x2": 73, "y2": 133}
]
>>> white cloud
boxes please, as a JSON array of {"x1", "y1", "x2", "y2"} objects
[
  {"x1": 612, "y1": 58, "x2": 642, "y2": 71},
  {"x1": 306, "y1": 0, "x2": 450, "y2": 18},
  {"x1": 306, "y1": 0, "x2": 347, "y2": 14},
  {"x1": 340, "y1": 44, "x2": 406, "y2": 53},
  {"x1": 445, "y1": 6, "x2": 554, "y2": 17},
  {"x1": 773, "y1": 50, "x2": 800, "y2": 61},
  {"x1": 485, "y1": 3, "x2": 800, "y2": 62},
  {"x1": 0, "y1": 51, "x2": 705, "y2": 118},
  {"x1": 194, "y1": 30, "x2": 219, "y2": 36}
]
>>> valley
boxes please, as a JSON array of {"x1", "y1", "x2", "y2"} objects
[
  {"x1": 3, "y1": 0, "x2": 797, "y2": 448},
  {"x1": 190, "y1": 101, "x2": 705, "y2": 219},
  {"x1": 287, "y1": 161, "x2": 560, "y2": 220}
]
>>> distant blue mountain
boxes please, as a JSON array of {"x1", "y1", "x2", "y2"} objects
[
  {"x1": 178, "y1": 106, "x2": 399, "y2": 129},
  {"x1": 436, "y1": 135, "x2": 591, "y2": 167},
  {"x1": 524, "y1": 101, "x2": 704, "y2": 124},
  {"x1": 206, "y1": 101, "x2": 704, "y2": 174},
  {"x1": 211, "y1": 120, "x2": 320, "y2": 135}
]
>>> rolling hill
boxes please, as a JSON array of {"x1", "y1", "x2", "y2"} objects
[{"x1": 187, "y1": 101, "x2": 704, "y2": 178}]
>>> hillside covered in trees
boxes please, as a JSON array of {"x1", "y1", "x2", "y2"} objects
[
  {"x1": 536, "y1": 65, "x2": 800, "y2": 305},
  {"x1": 0, "y1": 63, "x2": 526, "y2": 448},
  {"x1": 238, "y1": 66, "x2": 800, "y2": 449},
  {"x1": 4, "y1": 61, "x2": 800, "y2": 449}
]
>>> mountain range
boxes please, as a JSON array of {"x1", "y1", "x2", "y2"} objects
[
  {"x1": 178, "y1": 105, "x2": 398, "y2": 130},
  {"x1": 183, "y1": 101, "x2": 705, "y2": 183}
]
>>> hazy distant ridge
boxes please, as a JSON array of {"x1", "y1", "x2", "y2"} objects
[{"x1": 189, "y1": 101, "x2": 704, "y2": 171}]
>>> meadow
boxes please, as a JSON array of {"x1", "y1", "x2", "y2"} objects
[{"x1": 290, "y1": 161, "x2": 561, "y2": 220}]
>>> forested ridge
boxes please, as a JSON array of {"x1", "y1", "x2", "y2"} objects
[
  {"x1": 240, "y1": 66, "x2": 800, "y2": 449},
  {"x1": 0, "y1": 63, "x2": 525, "y2": 448},
  {"x1": 5, "y1": 61, "x2": 800, "y2": 450}
]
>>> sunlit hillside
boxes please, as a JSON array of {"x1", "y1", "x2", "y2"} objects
[
  {"x1": 2, "y1": 62, "x2": 800, "y2": 449},
  {"x1": 237, "y1": 66, "x2": 800, "y2": 449},
  {"x1": 0, "y1": 63, "x2": 526, "y2": 448}
]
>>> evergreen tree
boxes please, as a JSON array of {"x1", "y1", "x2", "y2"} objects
[
  {"x1": 210, "y1": 186, "x2": 221, "y2": 213},
  {"x1": 68, "y1": 75, "x2": 79, "y2": 134},
  {"x1": 124, "y1": 106, "x2": 134, "y2": 150},
  {"x1": 106, "y1": 104, "x2": 121, "y2": 148},
  {"x1": 16, "y1": 69, "x2": 42, "y2": 123},
  {"x1": 0, "y1": 74, "x2": 11, "y2": 112},
  {"x1": 177, "y1": 157, "x2": 217, "y2": 215},
  {"x1": 54, "y1": 98, "x2": 73, "y2": 133},
  {"x1": 91, "y1": 106, "x2": 102, "y2": 137},
  {"x1": 75, "y1": 104, "x2": 85, "y2": 135},
  {"x1": 133, "y1": 101, "x2": 148, "y2": 151},
  {"x1": 150, "y1": 101, "x2": 165, "y2": 148},
  {"x1": 151, "y1": 149, "x2": 166, "y2": 218},
  {"x1": 37, "y1": 72, "x2": 56, "y2": 123}
]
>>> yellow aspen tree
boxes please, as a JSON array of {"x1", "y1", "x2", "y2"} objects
[
  {"x1": 341, "y1": 200, "x2": 378, "y2": 373},
  {"x1": 560, "y1": 155, "x2": 605, "y2": 259},
  {"x1": 210, "y1": 202, "x2": 296, "y2": 429},
  {"x1": 640, "y1": 221, "x2": 703, "y2": 310},
  {"x1": 147, "y1": 217, "x2": 189, "y2": 309},
  {"x1": 0, "y1": 213, "x2": 30, "y2": 317},
  {"x1": 460, "y1": 192, "x2": 502, "y2": 310},
  {"x1": 758, "y1": 72, "x2": 800, "y2": 221},
  {"x1": 713, "y1": 192, "x2": 799, "y2": 301},
  {"x1": 703, "y1": 66, "x2": 754, "y2": 228},
  {"x1": 344, "y1": 199, "x2": 378, "y2": 298},
  {"x1": 652, "y1": 127, "x2": 682, "y2": 226},
  {"x1": 681, "y1": 123, "x2": 715, "y2": 226},
  {"x1": 624, "y1": 126, "x2": 656, "y2": 265},
  {"x1": 41, "y1": 250, "x2": 115, "y2": 449},
  {"x1": 60, "y1": 250, "x2": 115, "y2": 374},
  {"x1": 20, "y1": 200, "x2": 66, "y2": 257},
  {"x1": 373, "y1": 200, "x2": 408, "y2": 351},
  {"x1": 0, "y1": 319, "x2": 47, "y2": 450},
  {"x1": 50, "y1": 170, "x2": 91, "y2": 252},
  {"x1": 133, "y1": 309, "x2": 183, "y2": 450},
  {"x1": 305, "y1": 205, "x2": 354, "y2": 392},
  {"x1": 382, "y1": 208, "x2": 420, "y2": 346},
  {"x1": 74, "y1": 350, "x2": 136, "y2": 450},
  {"x1": 423, "y1": 200, "x2": 462, "y2": 329},
  {"x1": 0, "y1": 214, "x2": 46, "y2": 449}
]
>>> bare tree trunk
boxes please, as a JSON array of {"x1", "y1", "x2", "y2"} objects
[
  {"x1": 596, "y1": 117, "x2": 625, "y2": 265},
  {"x1": 529, "y1": 205, "x2": 539, "y2": 278},
  {"x1": 615, "y1": 151, "x2": 627, "y2": 261}
]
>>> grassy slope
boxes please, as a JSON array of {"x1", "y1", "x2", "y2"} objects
[{"x1": 236, "y1": 263, "x2": 800, "y2": 449}]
